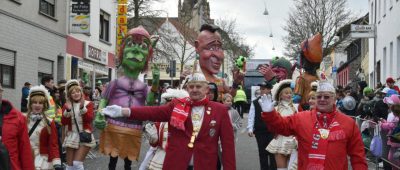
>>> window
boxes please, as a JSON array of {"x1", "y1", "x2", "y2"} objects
[
  {"x1": 383, "y1": 47, "x2": 387, "y2": 78},
  {"x1": 100, "y1": 10, "x2": 110, "y2": 42},
  {"x1": 371, "y1": 2, "x2": 374, "y2": 24},
  {"x1": 390, "y1": 42, "x2": 393, "y2": 76},
  {"x1": 397, "y1": 36, "x2": 400, "y2": 76},
  {"x1": 39, "y1": 0, "x2": 55, "y2": 17},
  {"x1": 383, "y1": 0, "x2": 387, "y2": 16},
  {"x1": 38, "y1": 58, "x2": 53, "y2": 84},
  {"x1": 0, "y1": 48, "x2": 15, "y2": 88}
]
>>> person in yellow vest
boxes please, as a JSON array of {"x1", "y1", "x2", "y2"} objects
[{"x1": 233, "y1": 85, "x2": 247, "y2": 118}]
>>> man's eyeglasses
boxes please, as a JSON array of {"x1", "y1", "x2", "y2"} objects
[{"x1": 316, "y1": 95, "x2": 332, "y2": 100}]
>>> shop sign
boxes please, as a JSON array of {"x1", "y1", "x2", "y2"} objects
[
  {"x1": 78, "y1": 60, "x2": 93, "y2": 70},
  {"x1": 69, "y1": 15, "x2": 90, "y2": 34},
  {"x1": 86, "y1": 44, "x2": 108, "y2": 65},
  {"x1": 94, "y1": 64, "x2": 109, "y2": 75}
]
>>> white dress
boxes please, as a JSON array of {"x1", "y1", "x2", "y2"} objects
[
  {"x1": 63, "y1": 101, "x2": 96, "y2": 149},
  {"x1": 29, "y1": 117, "x2": 53, "y2": 170},
  {"x1": 266, "y1": 101, "x2": 298, "y2": 155}
]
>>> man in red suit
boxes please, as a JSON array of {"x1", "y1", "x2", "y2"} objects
[
  {"x1": 260, "y1": 81, "x2": 367, "y2": 170},
  {"x1": 102, "y1": 73, "x2": 236, "y2": 170}
]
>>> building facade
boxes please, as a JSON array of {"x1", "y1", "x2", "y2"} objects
[
  {"x1": 368, "y1": 0, "x2": 400, "y2": 87},
  {"x1": 66, "y1": 0, "x2": 117, "y2": 87},
  {"x1": 0, "y1": 0, "x2": 67, "y2": 108}
]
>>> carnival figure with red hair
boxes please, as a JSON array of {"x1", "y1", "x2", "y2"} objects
[
  {"x1": 293, "y1": 33, "x2": 323, "y2": 110},
  {"x1": 94, "y1": 26, "x2": 160, "y2": 170}
]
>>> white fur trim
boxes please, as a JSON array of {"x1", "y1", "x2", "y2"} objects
[
  {"x1": 27, "y1": 85, "x2": 51, "y2": 109},
  {"x1": 272, "y1": 79, "x2": 293, "y2": 101},
  {"x1": 52, "y1": 158, "x2": 61, "y2": 166}
]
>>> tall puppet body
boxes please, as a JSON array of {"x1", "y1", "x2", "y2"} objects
[
  {"x1": 95, "y1": 26, "x2": 159, "y2": 167},
  {"x1": 293, "y1": 33, "x2": 322, "y2": 109}
]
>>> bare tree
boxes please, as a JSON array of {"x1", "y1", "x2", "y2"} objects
[
  {"x1": 154, "y1": 17, "x2": 198, "y2": 74},
  {"x1": 127, "y1": 0, "x2": 164, "y2": 28},
  {"x1": 216, "y1": 18, "x2": 255, "y2": 66},
  {"x1": 283, "y1": 0, "x2": 353, "y2": 59}
]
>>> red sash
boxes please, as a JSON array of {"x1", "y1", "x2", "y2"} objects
[
  {"x1": 170, "y1": 97, "x2": 209, "y2": 131},
  {"x1": 307, "y1": 110, "x2": 346, "y2": 169}
]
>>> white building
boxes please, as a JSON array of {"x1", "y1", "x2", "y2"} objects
[
  {"x1": 368, "y1": 0, "x2": 400, "y2": 87},
  {"x1": 66, "y1": 0, "x2": 117, "y2": 87},
  {"x1": 0, "y1": 0, "x2": 67, "y2": 108}
]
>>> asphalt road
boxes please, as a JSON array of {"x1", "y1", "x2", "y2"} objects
[{"x1": 83, "y1": 113, "x2": 377, "y2": 170}]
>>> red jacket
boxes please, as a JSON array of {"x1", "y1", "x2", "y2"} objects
[
  {"x1": 129, "y1": 100, "x2": 236, "y2": 170},
  {"x1": 262, "y1": 108, "x2": 367, "y2": 170},
  {"x1": 29, "y1": 119, "x2": 61, "y2": 165},
  {"x1": 61, "y1": 101, "x2": 94, "y2": 132},
  {"x1": 1, "y1": 100, "x2": 34, "y2": 170}
]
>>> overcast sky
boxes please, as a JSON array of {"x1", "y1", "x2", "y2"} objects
[{"x1": 152, "y1": 0, "x2": 368, "y2": 59}]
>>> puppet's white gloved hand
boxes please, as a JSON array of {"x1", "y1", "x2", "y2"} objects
[
  {"x1": 144, "y1": 123, "x2": 158, "y2": 144},
  {"x1": 102, "y1": 105, "x2": 124, "y2": 118},
  {"x1": 258, "y1": 94, "x2": 275, "y2": 112}
]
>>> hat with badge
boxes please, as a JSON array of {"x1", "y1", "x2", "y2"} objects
[{"x1": 316, "y1": 81, "x2": 336, "y2": 94}]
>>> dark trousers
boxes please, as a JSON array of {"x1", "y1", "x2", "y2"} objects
[
  {"x1": 108, "y1": 156, "x2": 132, "y2": 170},
  {"x1": 255, "y1": 132, "x2": 276, "y2": 170},
  {"x1": 234, "y1": 101, "x2": 246, "y2": 118}
]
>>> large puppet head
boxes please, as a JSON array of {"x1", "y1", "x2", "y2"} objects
[
  {"x1": 298, "y1": 33, "x2": 323, "y2": 76},
  {"x1": 119, "y1": 26, "x2": 158, "y2": 78},
  {"x1": 271, "y1": 57, "x2": 292, "y2": 81},
  {"x1": 195, "y1": 24, "x2": 224, "y2": 76}
]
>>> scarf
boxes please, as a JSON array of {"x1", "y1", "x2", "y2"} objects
[
  {"x1": 307, "y1": 109, "x2": 346, "y2": 170},
  {"x1": 170, "y1": 97, "x2": 209, "y2": 131},
  {"x1": 30, "y1": 113, "x2": 43, "y2": 121}
]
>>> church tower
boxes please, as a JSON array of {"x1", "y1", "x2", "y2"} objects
[{"x1": 178, "y1": 0, "x2": 212, "y2": 31}]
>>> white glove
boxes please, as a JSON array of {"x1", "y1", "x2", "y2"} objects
[
  {"x1": 144, "y1": 123, "x2": 158, "y2": 144},
  {"x1": 102, "y1": 105, "x2": 124, "y2": 118},
  {"x1": 258, "y1": 94, "x2": 275, "y2": 112}
]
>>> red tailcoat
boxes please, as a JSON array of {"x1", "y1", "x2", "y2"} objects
[
  {"x1": 129, "y1": 100, "x2": 236, "y2": 170},
  {"x1": 262, "y1": 108, "x2": 367, "y2": 170}
]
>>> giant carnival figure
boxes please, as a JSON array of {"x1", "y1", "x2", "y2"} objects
[
  {"x1": 94, "y1": 26, "x2": 160, "y2": 170},
  {"x1": 258, "y1": 56, "x2": 293, "y2": 87},
  {"x1": 181, "y1": 24, "x2": 244, "y2": 101},
  {"x1": 293, "y1": 33, "x2": 323, "y2": 110}
]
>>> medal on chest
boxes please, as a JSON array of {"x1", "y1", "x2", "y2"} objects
[{"x1": 318, "y1": 128, "x2": 330, "y2": 139}]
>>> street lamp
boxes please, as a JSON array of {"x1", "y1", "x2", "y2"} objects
[{"x1": 263, "y1": 1, "x2": 269, "y2": 15}]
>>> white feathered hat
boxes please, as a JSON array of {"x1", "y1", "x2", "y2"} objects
[
  {"x1": 160, "y1": 89, "x2": 189, "y2": 104},
  {"x1": 271, "y1": 79, "x2": 293, "y2": 101},
  {"x1": 27, "y1": 85, "x2": 51, "y2": 110},
  {"x1": 65, "y1": 79, "x2": 82, "y2": 100}
]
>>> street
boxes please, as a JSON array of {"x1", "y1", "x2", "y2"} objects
[
  {"x1": 84, "y1": 113, "x2": 261, "y2": 169},
  {"x1": 83, "y1": 113, "x2": 377, "y2": 170}
]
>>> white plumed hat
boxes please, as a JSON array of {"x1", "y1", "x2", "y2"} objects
[
  {"x1": 65, "y1": 79, "x2": 82, "y2": 100},
  {"x1": 27, "y1": 85, "x2": 51, "y2": 110},
  {"x1": 271, "y1": 79, "x2": 293, "y2": 101},
  {"x1": 160, "y1": 89, "x2": 189, "y2": 104}
]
